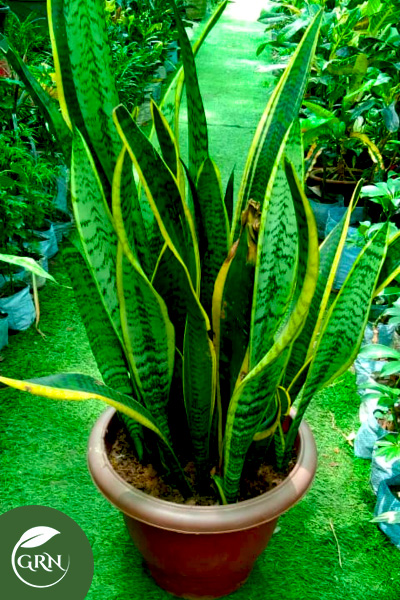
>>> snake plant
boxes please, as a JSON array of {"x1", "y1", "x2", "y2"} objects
[{"x1": 0, "y1": 0, "x2": 399, "y2": 504}]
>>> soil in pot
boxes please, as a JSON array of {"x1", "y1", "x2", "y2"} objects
[{"x1": 108, "y1": 425, "x2": 296, "y2": 506}]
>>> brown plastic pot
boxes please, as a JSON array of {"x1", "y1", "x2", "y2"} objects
[
  {"x1": 88, "y1": 408, "x2": 317, "y2": 599},
  {"x1": 307, "y1": 168, "x2": 364, "y2": 203}
]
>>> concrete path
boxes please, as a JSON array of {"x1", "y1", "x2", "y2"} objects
[{"x1": 181, "y1": 0, "x2": 276, "y2": 198}]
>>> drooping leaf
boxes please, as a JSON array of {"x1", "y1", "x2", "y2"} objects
[
  {"x1": 0, "y1": 254, "x2": 56, "y2": 283},
  {"x1": 0, "y1": 373, "x2": 188, "y2": 488}
]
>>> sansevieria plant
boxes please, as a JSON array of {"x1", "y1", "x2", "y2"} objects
[{"x1": 1, "y1": 0, "x2": 400, "y2": 505}]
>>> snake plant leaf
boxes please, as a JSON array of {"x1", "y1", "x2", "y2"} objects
[
  {"x1": 0, "y1": 35, "x2": 71, "y2": 160},
  {"x1": 285, "y1": 119, "x2": 304, "y2": 184},
  {"x1": 152, "y1": 245, "x2": 187, "y2": 351},
  {"x1": 224, "y1": 168, "x2": 235, "y2": 228},
  {"x1": 49, "y1": 0, "x2": 121, "y2": 184},
  {"x1": 116, "y1": 246, "x2": 175, "y2": 443},
  {"x1": 151, "y1": 100, "x2": 180, "y2": 179},
  {"x1": 113, "y1": 105, "x2": 199, "y2": 289},
  {"x1": 183, "y1": 312, "x2": 216, "y2": 473},
  {"x1": 223, "y1": 352, "x2": 288, "y2": 503},
  {"x1": 0, "y1": 254, "x2": 56, "y2": 283},
  {"x1": 231, "y1": 10, "x2": 322, "y2": 241},
  {"x1": 168, "y1": 0, "x2": 208, "y2": 180},
  {"x1": 112, "y1": 149, "x2": 176, "y2": 438},
  {"x1": 249, "y1": 160, "x2": 299, "y2": 369},
  {"x1": 63, "y1": 240, "x2": 144, "y2": 458},
  {"x1": 375, "y1": 231, "x2": 400, "y2": 295},
  {"x1": 116, "y1": 147, "x2": 152, "y2": 277},
  {"x1": 223, "y1": 158, "x2": 319, "y2": 502},
  {"x1": 159, "y1": 0, "x2": 228, "y2": 138},
  {"x1": 286, "y1": 223, "x2": 390, "y2": 454},
  {"x1": 196, "y1": 158, "x2": 230, "y2": 313},
  {"x1": 0, "y1": 373, "x2": 189, "y2": 488},
  {"x1": 212, "y1": 205, "x2": 258, "y2": 433},
  {"x1": 71, "y1": 128, "x2": 122, "y2": 338},
  {"x1": 284, "y1": 180, "x2": 362, "y2": 398}
]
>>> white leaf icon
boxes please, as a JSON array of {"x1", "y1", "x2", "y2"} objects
[{"x1": 17, "y1": 526, "x2": 60, "y2": 549}]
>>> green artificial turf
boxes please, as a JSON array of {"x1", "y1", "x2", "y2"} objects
[{"x1": 1, "y1": 1, "x2": 399, "y2": 598}]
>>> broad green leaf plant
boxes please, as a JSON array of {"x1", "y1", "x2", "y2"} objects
[{"x1": 0, "y1": 0, "x2": 399, "y2": 504}]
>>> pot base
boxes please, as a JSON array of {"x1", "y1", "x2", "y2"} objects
[{"x1": 123, "y1": 514, "x2": 278, "y2": 599}]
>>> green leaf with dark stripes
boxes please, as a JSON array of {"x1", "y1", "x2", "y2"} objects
[
  {"x1": 375, "y1": 231, "x2": 400, "y2": 295},
  {"x1": 71, "y1": 128, "x2": 121, "y2": 337},
  {"x1": 62, "y1": 239, "x2": 144, "y2": 458},
  {"x1": 168, "y1": 0, "x2": 208, "y2": 179},
  {"x1": 116, "y1": 245, "x2": 175, "y2": 444},
  {"x1": 249, "y1": 160, "x2": 299, "y2": 369},
  {"x1": 116, "y1": 147, "x2": 152, "y2": 277},
  {"x1": 196, "y1": 158, "x2": 230, "y2": 314},
  {"x1": 49, "y1": 0, "x2": 121, "y2": 184},
  {"x1": 231, "y1": 10, "x2": 322, "y2": 240},
  {"x1": 214, "y1": 226, "x2": 256, "y2": 430},
  {"x1": 223, "y1": 353, "x2": 287, "y2": 503},
  {"x1": 283, "y1": 179, "x2": 362, "y2": 399},
  {"x1": 151, "y1": 100, "x2": 180, "y2": 178},
  {"x1": 183, "y1": 312, "x2": 216, "y2": 473},
  {"x1": 113, "y1": 104, "x2": 199, "y2": 288},
  {"x1": 222, "y1": 159, "x2": 319, "y2": 502},
  {"x1": 152, "y1": 245, "x2": 188, "y2": 351},
  {"x1": 286, "y1": 224, "x2": 390, "y2": 454}
]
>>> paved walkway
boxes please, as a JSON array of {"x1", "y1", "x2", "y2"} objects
[{"x1": 181, "y1": 0, "x2": 275, "y2": 196}]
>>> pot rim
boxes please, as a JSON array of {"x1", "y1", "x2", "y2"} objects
[
  {"x1": 308, "y1": 167, "x2": 363, "y2": 185},
  {"x1": 88, "y1": 407, "x2": 317, "y2": 534}
]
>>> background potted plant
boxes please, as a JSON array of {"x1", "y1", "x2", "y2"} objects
[{"x1": 1, "y1": 1, "x2": 400, "y2": 599}]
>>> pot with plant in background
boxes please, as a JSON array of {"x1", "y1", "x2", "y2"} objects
[
  {"x1": 1, "y1": 3, "x2": 400, "y2": 599},
  {"x1": 185, "y1": 0, "x2": 207, "y2": 21},
  {"x1": 0, "y1": 280, "x2": 35, "y2": 331}
]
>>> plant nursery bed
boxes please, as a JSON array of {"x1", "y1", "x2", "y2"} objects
[{"x1": 108, "y1": 426, "x2": 295, "y2": 506}]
